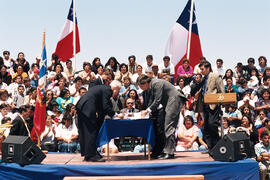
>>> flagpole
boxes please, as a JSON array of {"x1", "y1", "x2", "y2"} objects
[
  {"x1": 36, "y1": 30, "x2": 46, "y2": 148},
  {"x1": 187, "y1": 0, "x2": 194, "y2": 60},
  {"x1": 42, "y1": 30, "x2": 45, "y2": 49},
  {"x1": 73, "y1": 0, "x2": 76, "y2": 72}
]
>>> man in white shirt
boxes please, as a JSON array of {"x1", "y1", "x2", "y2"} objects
[
  {"x1": 159, "y1": 56, "x2": 175, "y2": 80},
  {"x1": 56, "y1": 114, "x2": 79, "y2": 153},
  {"x1": 213, "y1": 59, "x2": 226, "y2": 77},
  {"x1": 64, "y1": 59, "x2": 75, "y2": 82},
  {"x1": 193, "y1": 56, "x2": 206, "y2": 74},
  {"x1": 3, "y1": 51, "x2": 14, "y2": 74},
  {"x1": 142, "y1": 55, "x2": 154, "y2": 75}
]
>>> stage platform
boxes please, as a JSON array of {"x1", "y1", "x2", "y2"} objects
[{"x1": 0, "y1": 151, "x2": 259, "y2": 180}]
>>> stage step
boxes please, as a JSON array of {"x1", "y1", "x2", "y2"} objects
[{"x1": 64, "y1": 175, "x2": 204, "y2": 180}]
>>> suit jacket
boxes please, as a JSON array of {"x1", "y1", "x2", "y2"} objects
[
  {"x1": 9, "y1": 115, "x2": 29, "y2": 136},
  {"x1": 205, "y1": 72, "x2": 225, "y2": 110},
  {"x1": 149, "y1": 79, "x2": 186, "y2": 112},
  {"x1": 88, "y1": 77, "x2": 103, "y2": 89},
  {"x1": 76, "y1": 85, "x2": 115, "y2": 120},
  {"x1": 120, "y1": 108, "x2": 139, "y2": 113}
]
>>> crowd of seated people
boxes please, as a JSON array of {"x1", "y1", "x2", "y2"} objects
[{"x1": 0, "y1": 50, "x2": 269, "y2": 167}]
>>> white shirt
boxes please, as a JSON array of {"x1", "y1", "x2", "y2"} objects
[
  {"x1": 213, "y1": 66, "x2": 226, "y2": 77},
  {"x1": 48, "y1": 71, "x2": 68, "y2": 81},
  {"x1": 142, "y1": 63, "x2": 153, "y2": 73},
  {"x1": 8, "y1": 83, "x2": 26, "y2": 98},
  {"x1": 41, "y1": 125, "x2": 56, "y2": 144},
  {"x1": 69, "y1": 84, "x2": 80, "y2": 97},
  {"x1": 158, "y1": 63, "x2": 175, "y2": 74},
  {"x1": 55, "y1": 123, "x2": 78, "y2": 140},
  {"x1": 131, "y1": 73, "x2": 140, "y2": 84},
  {"x1": 0, "y1": 82, "x2": 8, "y2": 90},
  {"x1": 175, "y1": 85, "x2": 191, "y2": 96},
  {"x1": 193, "y1": 64, "x2": 201, "y2": 74}
]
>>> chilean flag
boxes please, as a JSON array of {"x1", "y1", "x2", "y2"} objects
[
  {"x1": 54, "y1": 0, "x2": 80, "y2": 62},
  {"x1": 165, "y1": 0, "x2": 203, "y2": 78},
  {"x1": 31, "y1": 44, "x2": 47, "y2": 140}
]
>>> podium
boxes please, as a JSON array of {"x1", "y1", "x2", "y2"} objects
[
  {"x1": 204, "y1": 93, "x2": 236, "y2": 105},
  {"x1": 204, "y1": 93, "x2": 237, "y2": 137}
]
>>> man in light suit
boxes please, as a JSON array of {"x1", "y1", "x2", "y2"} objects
[
  {"x1": 138, "y1": 75, "x2": 186, "y2": 159},
  {"x1": 200, "y1": 61, "x2": 224, "y2": 150}
]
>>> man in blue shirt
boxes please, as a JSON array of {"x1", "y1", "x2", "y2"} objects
[{"x1": 255, "y1": 131, "x2": 270, "y2": 180}]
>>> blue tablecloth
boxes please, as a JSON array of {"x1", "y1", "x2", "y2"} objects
[{"x1": 96, "y1": 119, "x2": 155, "y2": 147}]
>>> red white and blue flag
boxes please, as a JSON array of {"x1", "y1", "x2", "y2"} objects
[
  {"x1": 31, "y1": 44, "x2": 47, "y2": 139},
  {"x1": 165, "y1": 0, "x2": 203, "y2": 75},
  {"x1": 54, "y1": 0, "x2": 80, "y2": 62}
]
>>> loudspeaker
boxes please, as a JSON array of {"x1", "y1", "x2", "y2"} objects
[
  {"x1": 210, "y1": 132, "x2": 250, "y2": 162},
  {"x1": 2, "y1": 135, "x2": 46, "y2": 165}
]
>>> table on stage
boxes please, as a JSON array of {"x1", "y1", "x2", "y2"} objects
[{"x1": 96, "y1": 119, "x2": 155, "y2": 161}]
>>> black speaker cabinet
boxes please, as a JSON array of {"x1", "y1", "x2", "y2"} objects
[
  {"x1": 210, "y1": 132, "x2": 250, "y2": 162},
  {"x1": 2, "y1": 135, "x2": 46, "y2": 165}
]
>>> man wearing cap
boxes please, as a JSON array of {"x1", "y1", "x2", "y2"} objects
[{"x1": 152, "y1": 64, "x2": 159, "y2": 79}]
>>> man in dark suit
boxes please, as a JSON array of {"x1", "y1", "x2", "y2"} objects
[
  {"x1": 76, "y1": 80, "x2": 121, "y2": 162},
  {"x1": 138, "y1": 75, "x2": 186, "y2": 159},
  {"x1": 9, "y1": 105, "x2": 31, "y2": 136},
  {"x1": 142, "y1": 88, "x2": 165, "y2": 159}
]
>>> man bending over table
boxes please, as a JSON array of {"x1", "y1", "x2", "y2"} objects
[{"x1": 138, "y1": 75, "x2": 186, "y2": 159}]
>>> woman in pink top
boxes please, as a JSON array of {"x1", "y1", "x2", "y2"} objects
[
  {"x1": 176, "y1": 115, "x2": 199, "y2": 151},
  {"x1": 177, "y1": 59, "x2": 194, "y2": 83}
]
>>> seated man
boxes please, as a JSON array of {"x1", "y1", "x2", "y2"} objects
[
  {"x1": 120, "y1": 98, "x2": 139, "y2": 114},
  {"x1": 255, "y1": 131, "x2": 270, "y2": 180},
  {"x1": 55, "y1": 114, "x2": 79, "y2": 153}
]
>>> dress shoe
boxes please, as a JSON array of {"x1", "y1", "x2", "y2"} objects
[
  {"x1": 84, "y1": 155, "x2": 105, "y2": 162},
  {"x1": 150, "y1": 153, "x2": 160, "y2": 159},
  {"x1": 97, "y1": 152, "x2": 103, "y2": 158},
  {"x1": 158, "y1": 153, "x2": 174, "y2": 160},
  {"x1": 157, "y1": 153, "x2": 165, "y2": 159}
]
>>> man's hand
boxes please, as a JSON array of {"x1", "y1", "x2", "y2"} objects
[{"x1": 141, "y1": 110, "x2": 148, "y2": 118}]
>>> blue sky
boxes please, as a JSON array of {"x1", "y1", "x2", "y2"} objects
[{"x1": 1, "y1": 0, "x2": 269, "y2": 71}]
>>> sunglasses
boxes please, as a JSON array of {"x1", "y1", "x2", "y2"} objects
[{"x1": 127, "y1": 102, "x2": 134, "y2": 104}]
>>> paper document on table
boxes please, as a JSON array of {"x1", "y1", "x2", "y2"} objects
[{"x1": 133, "y1": 112, "x2": 149, "y2": 119}]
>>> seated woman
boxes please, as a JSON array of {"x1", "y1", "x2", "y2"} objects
[
  {"x1": 40, "y1": 115, "x2": 57, "y2": 152},
  {"x1": 127, "y1": 89, "x2": 142, "y2": 111},
  {"x1": 52, "y1": 77, "x2": 68, "y2": 97},
  {"x1": 78, "y1": 62, "x2": 96, "y2": 86},
  {"x1": 55, "y1": 114, "x2": 79, "y2": 153},
  {"x1": 56, "y1": 89, "x2": 74, "y2": 113},
  {"x1": 254, "y1": 110, "x2": 267, "y2": 129},
  {"x1": 119, "y1": 77, "x2": 137, "y2": 99},
  {"x1": 225, "y1": 77, "x2": 239, "y2": 93},
  {"x1": 115, "y1": 63, "x2": 132, "y2": 83},
  {"x1": 176, "y1": 115, "x2": 199, "y2": 151},
  {"x1": 238, "y1": 115, "x2": 259, "y2": 150},
  {"x1": 176, "y1": 59, "x2": 193, "y2": 84},
  {"x1": 105, "y1": 57, "x2": 120, "y2": 73},
  {"x1": 256, "y1": 89, "x2": 270, "y2": 118},
  {"x1": 223, "y1": 69, "x2": 236, "y2": 85}
]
